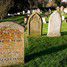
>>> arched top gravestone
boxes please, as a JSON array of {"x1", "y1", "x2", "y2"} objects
[
  {"x1": 47, "y1": 11, "x2": 62, "y2": 37},
  {"x1": 27, "y1": 13, "x2": 42, "y2": 36},
  {"x1": 0, "y1": 22, "x2": 24, "y2": 66}
]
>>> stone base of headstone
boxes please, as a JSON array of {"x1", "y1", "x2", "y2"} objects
[
  {"x1": 47, "y1": 33, "x2": 61, "y2": 37},
  {"x1": 29, "y1": 33, "x2": 41, "y2": 37}
]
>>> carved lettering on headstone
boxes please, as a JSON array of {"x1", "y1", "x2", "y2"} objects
[
  {"x1": 27, "y1": 13, "x2": 42, "y2": 36},
  {"x1": 0, "y1": 22, "x2": 24, "y2": 66}
]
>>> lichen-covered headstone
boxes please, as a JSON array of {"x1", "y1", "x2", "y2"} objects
[
  {"x1": 27, "y1": 13, "x2": 42, "y2": 36},
  {"x1": 47, "y1": 11, "x2": 61, "y2": 37},
  {"x1": 0, "y1": 22, "x2": 24, "y2": 66}
]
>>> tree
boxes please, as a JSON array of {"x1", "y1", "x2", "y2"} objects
[
  {"x1": 46, "y1": 0, "x2": 57, "y2": 7},
  {"x1": 28, "y1": 0, "x2": 38, "y2": 9},
  {"x1": 55, "y1": 0, "x2": 61, "y2": 6},
  {"x1": 0, "y1": 0, "x2": 14, "y2": 20}
]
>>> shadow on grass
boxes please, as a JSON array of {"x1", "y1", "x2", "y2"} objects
[
  {"x1": 42, "y1": 32, "x2": 67, "y2": 36},
  {"x1": 61, "y1": 32, "x2": 67, "y2": 36},
  {"x1": 42, "y1": 33, "x2": 47, "y2": 36},
  {"x1": 59, "y1": 56, "x2": 67, "y2": 67},
  {"x1": 25, "y1": 44, "x2": 67, "y2": 63}
]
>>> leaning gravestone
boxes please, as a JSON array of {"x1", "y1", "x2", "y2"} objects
[
  {"x1": 27, "y1": 12, "x2": 42, "y2": 36},
  {"x1": 47, "y1": 11, "x2": 61, "y2": 37},
  {"x1": 0, "y1": 22, "x2": 24, "y2": 66}
]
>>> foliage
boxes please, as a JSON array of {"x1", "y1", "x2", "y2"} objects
[
  {"x1": 46, "y1": 1, "x2": 57, "y2": 7},
  {"x1": 55, "y1": 0, "x2": 61, "y2": 6},
  {"x1": 0, "y1": 0, "x2": 14, "y2": 20}
]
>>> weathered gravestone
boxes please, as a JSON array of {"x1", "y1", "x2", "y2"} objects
[
  {"x1": 47, "y1": 11, "x2": 61, "y2": 37},
  {"x1": 27, "y1": 13, "x2": 42, "y2": 36},
  {"x1": 60, "y1": 6, "x2": 64, "y2": 12},
  {"x1": 0, "y1": 22, "x2": 24, "y2": 66}
]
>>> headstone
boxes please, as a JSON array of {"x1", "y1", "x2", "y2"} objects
[
  {"x1": 47, "y1": 11, "x2": 61, "y2": 37},
  {"x1": 56, "y1": 7, "x2": 60, "y2": 11},
  {"x1": 14, "y1": 13, "x2": 17, "y2": 16},
  {"x1": 0, "y1": 22, "x2": 24, "y2": 66},
  {"x1": 27, "y1": 10, "x2": 30, "y2": 14},
  {"x1": 8, "y1": 14, "x2": 14, "y2": 17},
  {"x1": 64, "y1": 8, "x2": 67, "y2": 13},
  {"x1": 36, "y1": 8, "x2": 41, "y2": 14},
  {"x1": 27, "y1": 13, "x2": 42, "y2": 36},
  {"x1": 49, "y1": 0, "x2": 52, "y2": 2},
  {"x1": 8, "y1": 13, "x2": 11, "y2": 16},
  {"x1": 42, "y1": 17, "x2": 46, "y2": 24},
  {"x1": 60, "y1": 6, "x2": 64, "y2": 12},
  {"x1": 17, "y1": 12, "x2": 21, "y2": 15},
  {"x1": 62, "y1": 16, "x2": 65, "y2": 21},
  {"x1": 61, "y1": 0, "x2": 67, "y2": 2},
  {"x1": 24, "y1": 17, "x2": 27, "y2": 23},
  {"x1": 32, "y1": 10, "x2": 35, "y2": 13},
  {"x1": 49, "y1": 9, "x2": 51, "y2": 14},
  {"x1": 23, "y1": 11, "x2": 25, "y2": 15},
  {"x1": 32, "y1": 9, "x2": 42, "y2": 14}
]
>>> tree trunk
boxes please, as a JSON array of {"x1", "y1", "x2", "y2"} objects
[{"x1": 0, "y1": 0, "x2": 14, "y2": 20}]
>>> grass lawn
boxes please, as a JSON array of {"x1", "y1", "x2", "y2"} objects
[
  {"x1": 0, "y1": 15, "x2": 67, "y2": 67},
  {"x1": 0, "y1": 15, "x2": 25, "y2": 26},
  {"x1": 25, "y1": 22, "x2": 67, "y2": 67}
]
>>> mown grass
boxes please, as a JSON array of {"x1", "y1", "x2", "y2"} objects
[
  {"x1": 0, "y1": 15, "x2": 25, "y2": 26},
  {"x1": 25, "y1": 22, "x2": 67, "y2": 67},
  {"x1": 0, "y1": 14, "x2": 67, "y2": 67}
]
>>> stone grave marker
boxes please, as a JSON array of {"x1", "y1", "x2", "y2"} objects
[
  {"x1": 64, "y1": 8, "x2": 67, "y2": 13},
  {"x1": 56, "y1": 7, "x2": 60, "y2": 11},
  {"x1": 27, "y1": 13, "x2": 42, "y2": 36},
  {"x1": 47, "y1": 11, "x2": 62, "y2": 37},
  {"x1": 23, "y1": 11, "x2": 25, "y2": 15},
  {"x1": 60, "y1": 6, "x2": 64, "y2": 12},
  {"x1": 0, "y1": 22, "x2": 24, "y2": 66},
  {"x1": 42, "y1": 17, "x2": 46, "y2": 24},
  {"x1": 32, "y1": 10, "x2": 35, "y2": 13},
  {"x1": 27, "y1": 10, "x2": 31, "y2": 14},
  {"x1": 24, "y1": 17, "x2": 27, "y2": 23},
  {"x1": 62, "y1": 16, "x2": 65, "y2": 21}
]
